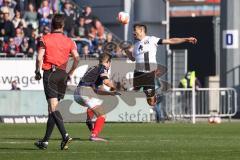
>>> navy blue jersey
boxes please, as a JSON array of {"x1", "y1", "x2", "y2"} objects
[{"x1": 78, "y1": 64, "x2": 109, "y2": 88}]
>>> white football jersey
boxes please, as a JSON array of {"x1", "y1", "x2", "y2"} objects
[{"x1": 132, "y1": 36, "x2": 161, "y2": 72}]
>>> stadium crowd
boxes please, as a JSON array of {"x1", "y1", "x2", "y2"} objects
[{"x1": 0, "y1": 0, "x2": 125, "y2": 58}]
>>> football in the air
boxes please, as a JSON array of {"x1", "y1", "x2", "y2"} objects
[{"x1": 118, "y1": 11, "x2": 129, "y2": 24}]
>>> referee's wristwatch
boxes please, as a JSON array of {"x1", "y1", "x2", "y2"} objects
[{"x1": 35, "y1": 70, "x2": 42, "y2": 80}]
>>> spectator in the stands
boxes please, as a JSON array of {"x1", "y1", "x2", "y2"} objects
[
  {"x1": 0, "y1": 7, "x2": 15, "y2": 39},
  {"x1": 21, "y1": 22, "x2": 32, "y2": 37},
  {"x1": 23, "y1": 3, "x2": 38, "y2": 29},
  {"x1": 38, "y1": 0, "x2": 52, "y2": 18},
  {"x1": 11, "y1": 80, "x2": 21, "y2": 90},
  {"x1": 105, "y1": 32, "x2": 113, "y2": 43},
  {"x1": 81, "y1": 44, "x2": 90, "y2": 58},
  {"x1": 49, "y1": 0, "x2": 60, "y2": 13},
  {"x1": 14, "y1": 0, "x2": 24, "y2": 12},
  {"x1": 82, "y1": 5, "x2": 94, "y2": 25},
  {"x1": 43, "y1": 25, "x2": 50, "y2": 35},
  {"x1": 102, "y1": 32, "x2": 114, "y2": 52},
  {"x1": 27, "y1": 28, "x2": 37, "y2": 53},
  {"x1": 0, "y1": 38, "x2": 4, "y2": 52},
  {"x1": 61, "y1": 0, "x2": 75, "y2": 36},
  {"x1": 20, "y1": 37, "x2": 34, "y2": 57},
  {"x1": 0, "y1": 10, "x2": 4, "y2": 30},
  {"x1": 85, "y1": 32, "x2": 98, "y2": 54},
  {"x1": 114, "y1": 45, "x2": 124, "y2": 58},
  {"x1": 70, "y1": 16, "x2": 86, "y2": 38},
  {"x1": 13, "y1": 27, "x2": 24, "y2": 47},
  {"x1": 0, "y1": 0, "x2": 16, "y2": 20},
  {"x1": 38, "y1": 0, "x2": 52, "y2": 33},
  {"x1": 12, "y1": 9, "x2": 26, "y2": 28},
  {"x1": 94, "y1": 42, "x2": 104, "y2": 56},
  {"x1": 92, "y1": 18, "x2": 105, "y2": 39},
  {"x1": 3, "y1": 37, "x2": 19, "y2": 57}
]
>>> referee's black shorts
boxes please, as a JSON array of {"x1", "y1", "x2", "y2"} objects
[
  {"x1": 133, "y1": 71, "x2": 155, "y2": 97},
  {"x1": 43, "y1": 68, "x2": 68, "y2": 100}
]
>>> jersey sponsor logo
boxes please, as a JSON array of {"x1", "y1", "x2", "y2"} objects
[
  {"x1": 138, "y1": 45, "x2": 143, "y2": 51},
  {"x1": 143, "y1": 40, "x2": 149, "y2": 44}
]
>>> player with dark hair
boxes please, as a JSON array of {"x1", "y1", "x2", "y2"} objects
[
  {"x1": 74, "y1": 53, "x2": 119, "y2": 141},
  {"x1": 34, "y1": 14, "x2": 80, "y2": 150},
  {"x1": 125, "y1": 23, "x2": 197, "y2": 106}
]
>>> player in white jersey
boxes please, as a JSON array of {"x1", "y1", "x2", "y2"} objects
[{"x1": 125, "y1": 23, "x2": 197, "y2": 106}]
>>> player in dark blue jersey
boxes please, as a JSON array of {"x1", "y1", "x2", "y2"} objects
[{"x1": 74, "y1": 53, "x2": 119, "y2": 141}]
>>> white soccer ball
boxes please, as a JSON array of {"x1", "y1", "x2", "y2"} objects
[{"x1": 118, "y1": 11, "x2": 129, "y2": 24}]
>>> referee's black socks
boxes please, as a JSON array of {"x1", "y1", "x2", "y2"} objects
[
  {"x1": 42, "y1": 113, "x2": 55, "y2": 142},
  {"x1": 52, "y1": 110, "x2": 68, "y2": 140}
]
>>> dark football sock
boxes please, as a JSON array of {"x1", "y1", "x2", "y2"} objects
[
  {"x1": 42, "y1": 113, "x2": 55, "y2": 142},
  {"x1": 86, "y1": 119, "x2": 93, "y2": 131},
  {"x1": 86, "y1": 108, "x2": 94, "y2": 131},
  {"x1": 52, "y1": 111, "x2": 67, "y2": 140}
]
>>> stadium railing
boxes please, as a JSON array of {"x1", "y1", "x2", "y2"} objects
[{"x1": 164, "y1": 87, "x2": 238, "y2": 123}]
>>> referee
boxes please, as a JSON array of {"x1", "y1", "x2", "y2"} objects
[
  {"x1": 34, "y1": 14, "x2": 80, "y2": 150},
  {"x1": 125, "y1": 23, "x2": 197, "y2": 106}
]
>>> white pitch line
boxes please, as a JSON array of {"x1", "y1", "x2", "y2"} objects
[
  {"x1": 0, "y1": 142, "x2": 30, "y2": 144},
  {"x1": 0, "y1": 150, "x2": 239, "y2": 154},
  {"x1": 0, "y1": 151, "x2": 151, "y2": 154},
  {"x1": 0, "y1": 139, "x2": 172, "y2": 144}
]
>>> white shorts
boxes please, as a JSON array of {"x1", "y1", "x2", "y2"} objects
[{"x1": 74, "y1": 87, "x2": 103, "y2": 109}]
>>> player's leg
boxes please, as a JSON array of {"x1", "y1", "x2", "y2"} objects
[
  {"x1": 74, "y1": 87, "x2": 95, "y2": 131},
  {"x1": 50, "y1": 69, "x2": 72, "y2": 150},
  {"x1": 84, "y1": 95, "x2": 106, "y2": 141},
  {"x1": 74, "y1": 87, "x2": 106, "y2": 141},
  {"x1": 47, "y1": 98, "x2": 72, "y2": 150},
  {"x1": 144, "y1": 71, "x2": 157, "y2": 106},
  {"x1": 90, "y1": 105, "x2": 107, "y2": 141},
  {"x1": 86, "y1": 108, "x2": 94, "y2": 131},
  {"x1": 35, "y1": 71, "x2": 54, "y2": 149},
  {"x1": 133, "y1": 71, "x2": 143, "y2": 91},
  {"x1": 35, "y1": 105, "x2": 55, "y2": 149},
  {"x1": 35, "y1": 104, "x2": 58, "y2": 150},
  {"x1": 57, "y1": 70, "x2": 73, "y2": 150}
]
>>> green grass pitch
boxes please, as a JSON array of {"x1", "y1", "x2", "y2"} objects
[{"x1": 0, "y1": 123, "x2": 240, "y2": 160}]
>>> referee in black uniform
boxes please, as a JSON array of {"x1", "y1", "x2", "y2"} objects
[{"x1": 34, "y1": 14, "x2": 80, "y2": 150}]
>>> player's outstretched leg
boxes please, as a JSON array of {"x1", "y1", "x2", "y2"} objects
[{"x1": 89, "y1": 106, "x2": 107, "y2": 142}]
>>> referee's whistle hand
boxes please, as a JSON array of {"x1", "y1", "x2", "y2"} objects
[{"x1": 35, "y1": 72, "x2": 42, "y2": 80}]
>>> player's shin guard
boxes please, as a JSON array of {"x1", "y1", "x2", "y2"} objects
[
  {"x1": 52, "y1": 111, "x2": 68, "y2": 140},
  {"x1": 91, "y1": 116, "x2": 105, "y2": 137},
  {"x1": 86, "y1": 108, "x2": 94, "y2": 131},
  {"x1": 42, "y1": 113, "x2": 55, "y2": 142}
]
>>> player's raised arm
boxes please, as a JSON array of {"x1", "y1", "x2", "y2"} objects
[{"x1": 162, "y1": 37, "x2": 197, "y2": 45}]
